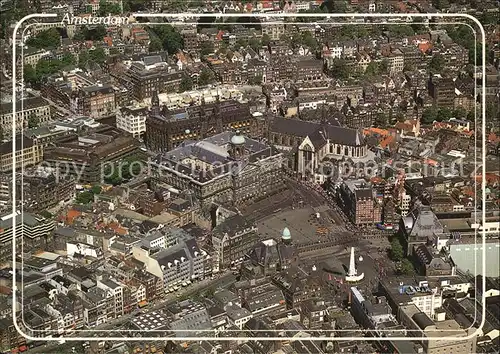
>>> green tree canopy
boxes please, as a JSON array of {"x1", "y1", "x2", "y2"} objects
[
  {"x1": 429, "y1": 53, "x2": 445, "y2": 73},
  {"x1": 453, "y1": 107, "x2": 467, "y2": 119},
  {"x1": 120, "y1": 156, "x2": 143, "y2": 181},
  {"x1": 410, "y1": 18, "x2": 427, "y2": 34},
  {"x1": 76, "y1": 191, "x2": 94, "y2": 204},
  {"x1": 437, "y1": 108, "x2": 453, "y2": 122},
  {"x1": 149, "y1": 25, "x2": 184, "y2": 55},
  {"x1": 62, "y1": 53, "x2": 76, "y2": 65},
  {"x1": 98, "y1": 0, "x2": 121, "y2": 15},
  {"x1": 235, "y1": 38, "x2": 248, "y2": 50},
  {"x1": 200, "y1": 41, "x2": 214, "y2": 56},
  {"x1": 328, "y1": 59, "x2": 348, "y2": 80},
  {"x1": 261, "y1": 34, "x2": 271, "y2": 47},
  {"x1": 403, "y1": 63, "x2": 416, "y2": 72},
  {"x1": 248, "y1": 75, "x2": 263, "y2": 86},
  {"x1": 179, "y1": 75, "x2": 193, "y2": 93},
  {"x1": 26, "y1": 28, "x2": 61, "y2": 49},
  {"x1": 387, "y1": 24, "x2": 415, "y2": 38},
  {"x1": 39, "y1": 210, "x2": 53, "y2": 218},
  {"x1": 198, "y1": 68, "x2": 215, "y2": 86},
  {"x1": 91, "y1": 185, "x2": 102, "y2": 195},
  {"x1": 104, "y1": 157, "x2": 144, "y2": 186},
  {"x1": 91, "y1": 47, "x2": 107, "y2": 65},
  {"x1": 248, "y1": 36, "x2": 260, "y2": 52},
  {"x1": 373, "y1": 113, "x2": 389, "y2": 128},
  {"x1": 421, "y1": 107, "x2": 438, "y2": 124},
  {"x1": 323, "y1": 0, "x2": 347, "y2": 13},
  {"x1": 78, "y1": 48, "x2": 107, "y2": 68},
  {"x1": 301, "y1": 31, "x2": 318, "y2": 50},
  {"x1": 148, "y1": 37, "x2": 163, "y2": 53},
  {"x1": 24, "y1": 54, "x2": 75, "y2": 88},
  {"x1": 23, "y1": 65, "x2": 39, "y2": 87},
  {"x1": 28, "y1": 116, "x2": 39, "y2": 128},
  {"x1": 365, "y1": 59, "x2": 389, "y2": 77},
  {"x1": 432, "y1": 0, "x2": 450, "y2": 10},
  {"x1": 379, "y1": 59, "x2": 389, "y2": 74},
  {"x1": 122, "y1": 0, "x2": 148, "y2": 12},
  {"x1": 447, "y1": 24, "x2": 478, "y2": 63},
  {"x1": 390, "y1": 238, "x2": 404, "y2": 261},
  {"x1": 74, "y1": 25, "x2": 107, "y2": 41},
  {"x1": 399, "y1": 259, "x2": 415, "y2": 275},
  {"x1": 365, "y1": 62, "x2": 379, "y2": 77}
]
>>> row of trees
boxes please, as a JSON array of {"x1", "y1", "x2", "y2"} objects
[
  {"x1": 98, "y1": 0, "x2": 121, "y2": 15},
  {"x1": 178, "y1": 68, "x2": 217, "y2": 92},
  {"x1": 73, "y1": 25, "x2": 108, "y2": 41},
  {"x1": 26, "y1": 28, "x2": 61, "y2": 49},
  {"x1": 24, "y1": 53, "x2": 76, "y2": 88},
  {"x1": 76, "y1": 185, "x2": 102, "y2": 204},
  {"x1": 327, "y1": 58, "x2": 389, "y2": 80},
  {"x1": 78, "y1": 47, "x2": 108, "y2": 67},
  {"x1": 373, "y1": 106, "x2": 473, "y2": 128},
  {"x1": 23, "y1": 46, "x2": 111, "y2": 88},
  {"x1": 199, "y1": 34, "x2": 270, "y2": 57},
  {"x1": 389, "y1": 236, "x2": 415, "y2": 275},
  {"x1": 421, "y1": 107, "x2": 470, "y2": 124},
  {"x1": 148, "y1": 25, "x2": 184, "y2": 54},
  {"x1": 104, "y1": 156, "x2": 143, "y2": 186},
  {"x1": 447, "y1": 24, "x2": 482, "y2": 64}
]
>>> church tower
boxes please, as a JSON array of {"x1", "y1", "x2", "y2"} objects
[{"x1": 151, "y1": 90, "x2": 160, "y2": 116}]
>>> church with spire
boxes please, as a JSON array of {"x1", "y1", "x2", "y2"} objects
[{"x1": 269, "y1": 114, "x2": 369, "y2": 182}]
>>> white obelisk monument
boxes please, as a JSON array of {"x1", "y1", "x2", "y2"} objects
[{"x1": 345, "y1": 247, "x2": 364, "y2": 282}]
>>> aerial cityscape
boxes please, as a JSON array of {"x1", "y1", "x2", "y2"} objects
[{"x1": 0, "y1": 0, "x2": 499, "y2": 353}]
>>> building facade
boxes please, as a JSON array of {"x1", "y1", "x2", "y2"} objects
[
  {"x1": 211, "y1": 214, "x2": 259, "y2": 271},
  {"x1": 74, "y1": 84, "x2": 116, "y2": 119},
  {"x1": 0, "y1": 135, "x2": 43, "y2": 173},
  {"x1": 0, "y1": 97, "x2": 51, "y2": 138},
  {"x1": 0, "y1": 211, "x2": 55, "y2": 262},
  {"x1": 429, "y1": 74, "x2": 455, "y2": 109},
  {"x1": 43, "y1": 125, "x2": 139, "y2": 183},
  {"x1": 116, "y1": 105, "x2": 148, "y2": 139},
  {"x1": 119, "y1": 62, "x2": 184, "y2": 101},
  {"x1": 337, "y1": 180, "x2": 382, "y2": 225},
  {"x1": 133, "y1": 236, "x2": 206, "y2": 290},
  {"x1": 145, "y1": 92, "x2": 266, "y2": 152},
  {"x1": 19, "y1": 171, "x2": 75, "y2": 213}
]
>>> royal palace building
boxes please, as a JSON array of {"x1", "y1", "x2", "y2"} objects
[
  {"x1": 145, "y1": 91, "x2": 266, "y2": 152},
  {"x1": 149, "y1": 131, "x2": 285, "y2": 208}
]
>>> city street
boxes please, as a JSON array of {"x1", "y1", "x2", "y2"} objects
[{"x1": 27, "y1": 89, "x2": 72, "y2": 117}]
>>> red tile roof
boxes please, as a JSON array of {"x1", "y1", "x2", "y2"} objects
[
  {"x1": 418, "y1": 42, "x2": 432, "y2": 53},
  {"x1": 66, "y1": 210, "x2": 81, "y2": 224},
  {"x1": 380, "y1": 135, "x2": 395, "y2": 149}
]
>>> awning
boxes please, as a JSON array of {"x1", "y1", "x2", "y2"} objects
[
  {"x1": 19, "y1": 346, "x2": 28, "y2": 352},
  {"x1": 138, "y1": 300, "x2": 148, "y2": 308}
]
